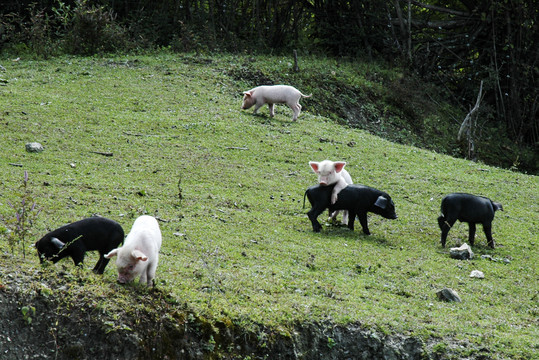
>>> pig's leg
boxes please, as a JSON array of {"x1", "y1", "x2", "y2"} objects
[
  {"x1": 71, "y1": 247, "x2": 86, "y2": 268},
  {"x1": 331, "y1": 179, "x2": 348, "y2": 204},
  {"x1": 290, "y1": 102, "x2": 301, "y2": 121},
  {"x1": 139, "y1": 269, "x2": 148, "y2": 285},
  {"x1": 482, "y1": 223, "x2": 495, "y2": 248},
  {"x1": 253, "y1": 102, "x2": 264, "y2": 114},
  {"x1": 357, "y1": 212, "x2": 370, "y2": 235},
  {"x1": 342, "y1": 210, "x2": 349, "y2": 225},
  {"x1": 268, "y1": 103, "x2": 275, "y2": 117},
  {"x1": 93, "y1": 255, "x2": 110, "y2": 274},
  {"x1": 328, "y1": 210, "x2": 339, "y2": 223},
  {"x1": 467, "y1": 223, "x2": 476, "y2": 246},
  {"x1": 347, "y1": 211, "x2": 356, "y2": 231},
  {"x1": 308, "y1": 206, "x2": 325, "y2": 232},
  {"x1": 439, "y1": 216, "x2": 455, "y2": 247},
  {"x1": 147, "y1": 258, "x2": 158, "y2": 286}
]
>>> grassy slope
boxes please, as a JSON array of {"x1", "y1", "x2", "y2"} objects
[{"x1": 0, "y1": 53, "x2": 537, "y2": 359}]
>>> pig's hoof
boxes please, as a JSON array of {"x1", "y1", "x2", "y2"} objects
[{"x1": 327, "y1": 217, "x2": 340, "y2": 225}]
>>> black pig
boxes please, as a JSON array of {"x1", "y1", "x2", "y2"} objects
[
  {"x1": 438, "y1": 193, "x2": 503, "y2": 248},
  {"x1": 35, "y1": 217, "x2": 124, "y2": 274},
  {"x1": 304, "y1": 184, "x2": 397, "y2": 235}
]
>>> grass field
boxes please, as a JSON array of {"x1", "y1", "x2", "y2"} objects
[{"x1": 0, "y1": 53, "x2": 537, "y2": 359}]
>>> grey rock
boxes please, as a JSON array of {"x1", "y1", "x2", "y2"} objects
[
  {"x1": 436, "y1": 288, "x2": 462, "y2": 302},
  {"x1": 450, "y1": 243, "x2": 473, "y2": 260},
  {"x1": 25, "y1": 142, "x2": 44, "y2": 153}
]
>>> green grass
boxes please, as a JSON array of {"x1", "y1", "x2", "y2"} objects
[{"x1": 1, "y1": 53, "x2": 537, "y2": 359}]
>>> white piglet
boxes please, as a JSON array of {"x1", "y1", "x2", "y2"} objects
[
  {"x1": 105, "y1": 215, "x2": 162, "y2": 286},
  {"x1": 309, "y1": 160, "x2": 354, "y2": 224},
  {"x1": 242, "y1": 85, "x2": 311, "y2": 121}
]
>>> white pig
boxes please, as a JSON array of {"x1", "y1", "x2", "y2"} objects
[
  {"x1": 241, "y1": 85, "x2": 311, "y2": 121},
  {"x1": 105, "y1": 215, "x2": 162, "y2": 286},
  {"x1": 309, "y1": 160, "x2": 354, "y2": 224}
]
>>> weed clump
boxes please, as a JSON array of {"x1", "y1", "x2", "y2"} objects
[{"x1": 2, "y1": 171, "x2": 41, "y2": 258}]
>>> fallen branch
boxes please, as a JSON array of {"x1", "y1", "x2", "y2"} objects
[
  {"x1": 8, "y1": 163, "x2": 23, "y2": 167},
  {"x1": 90, "y1": 151, "x2": 113, "y2": 157},
  {"x1": 123, "y1": 131, "x2": 179, "y2": 138},
  {"x1": 225, "y1": 146, "x2": 248, "y2": 150},
  {"x1": 123, "y1": 131, "x2": 146, "y2": 137}
]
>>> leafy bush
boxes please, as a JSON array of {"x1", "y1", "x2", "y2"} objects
[
  {"x1": 0, "y1": 4, "x2": 56, "y2": 58},
  {"x1": 64, "y1": 0, "x2": 129, "y2": 55}
]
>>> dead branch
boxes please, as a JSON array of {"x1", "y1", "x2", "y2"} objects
[
  {"x1": 90, "y1": 151, "x2": 113, "y2": 157},
  {"x1": 458, "y1": 80, "x2": 484, "y2": 141},
  {"x1": 407, "y1": 0, "x2": 470, "y2": 17},
  {"x1": 390, "y1": 18, "x2": 470, "y2": 30},
  {"x1": 458, "y1": 80, "x2": 484, "y2": 161},
  {"x1": 123, "y1": 131, "x2": 179, "y2": 138}
]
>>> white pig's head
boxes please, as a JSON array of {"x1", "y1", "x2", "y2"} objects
[
  {"x1": 309, "y1": 160, "x2": 346, "y2": 186},
  {"x1": 105, "y1": 248, "x2": 148, "y2": 284},
  {"x1": 241, "y1": 90, "x2": 255, "y2": 109}
]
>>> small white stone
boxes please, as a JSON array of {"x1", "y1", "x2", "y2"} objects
[{"x1": 470, "y1": 270, "x2": 485, "y2": 279}]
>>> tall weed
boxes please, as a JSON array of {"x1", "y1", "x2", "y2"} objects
[{"x1": 2, "y1": 171, "x2": 41, "y2": 258}]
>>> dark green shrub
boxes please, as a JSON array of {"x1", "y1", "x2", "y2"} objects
[
  {"x1": 64, "y1": 0, "x2": 128, "y2": 55},
  {"x1": 0, "y1": 4, "x2": 57, "y2": 58}
]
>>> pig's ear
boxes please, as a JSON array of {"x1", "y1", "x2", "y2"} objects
[
  {"x1": 334, "y1": 162, "x2": 346, "y2": 173},
  {"x1": 374, "y1": 196, "x2": 388, "y2": 209},
  {"x1": 104, "y1": 249, "x2": 119, "y2": 259},
  {"x1": 309, "y1": 161, "x2": 320, "y2": 173},
  {"x1": 243, "y1": 91, "x2": 252, "y2": 96},
  {"x1": 131, "y1": 250, "x2": 148, "y2": 262},
  {"x1": 51, "y1": 237, "x2": 65, "y2": 249}
]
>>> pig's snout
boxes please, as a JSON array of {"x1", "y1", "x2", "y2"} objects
[
  {"x1": 117, "y1": 274, "x2": 131, "y2": 284},
  {"x1": 386, "y1": 210, "x2": 398, "y2": 220},
  {"x1": 318, "y1": 177, "x2": 329, "y2": 186}
]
